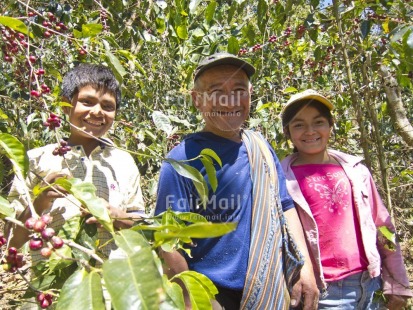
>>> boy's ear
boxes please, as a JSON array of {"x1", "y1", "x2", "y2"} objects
[{"x1": 61, "y1": 97, "x2": 72, "y2": 114}]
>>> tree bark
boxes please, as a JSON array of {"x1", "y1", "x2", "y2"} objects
[{"x1": 379, "y1": 65, "x2": 413, "y2": 147}]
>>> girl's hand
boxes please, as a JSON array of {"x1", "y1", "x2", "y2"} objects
[{"x1": 385, "y1": 294, "x2": 410, "y2": 310}]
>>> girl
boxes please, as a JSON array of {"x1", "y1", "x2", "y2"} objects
[{"x1": 280, "y1": 89, "x2": 412, "y2": 309}]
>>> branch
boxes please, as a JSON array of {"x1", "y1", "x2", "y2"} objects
[{"x1": 379, "y1": 65, "x2": 413, "y2": 147}]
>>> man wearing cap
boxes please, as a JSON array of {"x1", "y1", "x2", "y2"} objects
[{"x1": 155, "y1": 52, "x2": 318, "y2": 309}]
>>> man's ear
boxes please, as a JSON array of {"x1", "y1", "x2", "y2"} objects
[{"x1": 191, "y1": 90, "x2": 200, "y2": 109}]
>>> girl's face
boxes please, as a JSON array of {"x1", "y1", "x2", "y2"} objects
[{"x1": 287, "y1": 105, "x2": 332, "y2": 157}]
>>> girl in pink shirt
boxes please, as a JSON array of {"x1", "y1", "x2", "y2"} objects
[{"x1": 280, "y1": 89, "x2": 412, "y2": 309}]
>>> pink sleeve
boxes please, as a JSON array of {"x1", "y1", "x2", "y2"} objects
[{"x1": 366, "y1": 167, "x2": 412, "y2": 297}]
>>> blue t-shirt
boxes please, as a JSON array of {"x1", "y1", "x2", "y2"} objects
[{"x1": 155, "y1": 132, "x2": 294, "y2": 290}]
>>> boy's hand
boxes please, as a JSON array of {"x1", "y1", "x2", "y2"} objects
[
  {"x1": 84, "y1": 204, "x2": 137, "y2": 230},
  {"x1": 34, "y1": 172, "x2": 69, "y2": 213}
]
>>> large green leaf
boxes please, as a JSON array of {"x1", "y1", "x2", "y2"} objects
[
  {"x1": 174, "y1": 271, "x2": 217, "y2": 310},
  {"x1": 205, "y1": 1, "x2": 217, "y2": 23},
  {"x1": 0, "y1": 16, "x2": 33, "y2": 38},
  {"x1": 200, "y1": 148, "x2": 222, "y2": 167},
  {"x1": 0, "y1": 196, "x2": 15, "y2": 218},
  {"x1": 189, "y1": 0, "x2": 202, "y2": 14},
  {"x1": 82, "y1": 23, "x2": 103, "y2": 37},
  {"x1": 177, "y1": 24, "x2": 188, "y2": 39},
  {"x1": 152, "y1": 111, "x2": 173, "y2": 136},
  {"x1": 0, "y1": 133, "x2": 28, "y2": 177},
  {"x1": 105, "y1": 51, "x2": 127, "y2": 83},
  {"x1": 166, "y1": 159, "x2": 208, "y2": 208},
  {"x1": 155, "y1": 222, "x2": 237, "y2": 240},
  {"x1": 227, "y1": 36, "x2": 240, "y2": 55},
  {"x1": 112, "y1": 230, "x2": 148, "y2": 256},
  {"x1": 161, "y1": 275, "x2": 185, "y2": 310},
  {"x1": 402, "y1": 29, "x2": 413, "y2": 58},
  {"x1": 199, "y1": 156, "x2": 218, "y2": 192},
  {"x1": 56, "y1": 269, "x2": 105, "y2": 310},
  {"x1": 103, "y1": 249, "x2": 163, "y2": 310}
]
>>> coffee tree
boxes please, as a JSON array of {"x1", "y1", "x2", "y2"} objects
[{"x1": 1, "y1": 0, "x2": 412, "y2": 308}]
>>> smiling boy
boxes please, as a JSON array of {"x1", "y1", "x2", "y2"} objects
[{"x1": 6, "y1": 64, "x2": 144, "y2": 257}]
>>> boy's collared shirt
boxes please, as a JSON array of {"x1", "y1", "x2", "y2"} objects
[{"x1": 8, "y1": 138, "x2": 144, "y2": 260}]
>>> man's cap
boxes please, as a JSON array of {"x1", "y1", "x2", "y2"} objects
[
  {"x1": 194, "y1": 52, "x2": 256, "y2": 81},
  {"x1": 282, "y1": 89, "x2": 334, "y2": 115}
]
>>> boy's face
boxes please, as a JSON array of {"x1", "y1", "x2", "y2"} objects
[{"x1": 64, "y1": 85, "x2": 116, "y2": 143}]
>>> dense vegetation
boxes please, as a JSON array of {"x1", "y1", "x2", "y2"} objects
[{"x1": 0, "y1": 0, "x2": 412, "y2": 308}]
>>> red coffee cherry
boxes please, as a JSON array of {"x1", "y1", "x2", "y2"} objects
[
  {"x1": 29, "y1": 238, "x2": 43, "y2": 251},
  {"x1": 33, "y1": 219, "x2": 46, "y2": 232}
]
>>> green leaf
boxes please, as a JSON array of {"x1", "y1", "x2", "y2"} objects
[
  {"x1": 167, "y1": 211, "x2": 208, "y2": 223},
  {"x1": 227, "y1": 36, "x2": 240, "y2": 55},
  {"x1": 0, "y1": 16, "x2": 33, "y2": 38},
  {"x1": 56, "y1": 269, "x2": 105, "y2": 310},
  {"x1": 0, "y1": 196, "x2": 15, "y2": 218},
  {"x1": 82, "y1": 23, "x2": 103, "y2": 37},
  {"x1": 189, "y1": 0, "x2": 202, "y2": 14},
  {"x1": 177, "y1": 24, "x2": 188, "y2": 40},
  {"x1": 166, "y1": 159, "x2": 209, "y2": 208},
  {"x1": 48, "y1": 246, "x2": 73, "y2": 272},
  {"x1": 174, "y1": 271, "x2": 217, "y2": 310},
  {"x1": 283, "y1": 86, "x2": 298, "y2": 94},
  {"x1": 0, "y1": 133, "x2": 28, "y2": 178},
  {"x1": 378, "y1": 225, "x2": 396, "y2": 251},
  {"x1": 55, "y1": 178, "x2": 113, "y2": 233},
  {"x1": 200, "y1": 149, "x2": 222, "y2": 167},
  {"x1": 0, "y1": 108, "x2": 9, "y2": 119},
  {"x1": 162, "y1": 275, "x2": 185, "y2": 309},
  {"x1": 205, "y1": 1, "x2": 217, "y2": 23},
  {"x1": 156, "y1": 17, "x2": 166, "y2": 34},
  {"x1": 112, "y1": 230, "x2": 148, "y2": 256},
  {"x1": 402, "y1": 29, "x2": 413, "y2": 58},
  {"x1": 360, "y1": 20, "x2": 371, "y2": 40},
  {"x1": 200, "y1": 156, "x2": 218, "y2": 192},
  {"x1": 192, "y1": 28, "x2": 205, "y2": 38},
  {"x1": 152, "y1": 111, "x2": 173, "y2": 136},
  {"x1": 103, "y1": 249, "x2": 163, "y2": 310},
  {"x1": 155, "y1": 222, "x2": 237, "y2": 240},
  {"x1": 105, "y1": 51, "x2": 127, "y2": 84}
]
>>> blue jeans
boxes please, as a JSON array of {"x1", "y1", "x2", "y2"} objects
[{"x1": 318, "y1": 271, "x2": 384, "y2": 310}]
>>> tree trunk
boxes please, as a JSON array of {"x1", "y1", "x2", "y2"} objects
[{"x1": 379, "y1": 66, "x2": 413, "y2": 147}]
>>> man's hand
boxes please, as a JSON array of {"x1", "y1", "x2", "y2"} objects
[{"x1": 290, "y1": 263, "x2": 319, "y2": 309}]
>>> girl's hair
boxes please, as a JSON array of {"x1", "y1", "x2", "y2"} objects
[
  {"x1": 61, "y1": 63, "x2": 121, "y2": 109},
  {"x1": 282, "y1": 99, "x2": 334, "y2": 130},
  {"x1": 282, "y1": 99, "x2": 334, "y2": 152}
]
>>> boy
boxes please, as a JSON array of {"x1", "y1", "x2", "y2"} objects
[{"x1": 6, "y1": 63, "x2": 144, "y2": 259}]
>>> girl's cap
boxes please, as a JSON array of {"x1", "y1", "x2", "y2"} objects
[{"x1": 282, "y1": 89, "x2": 334, "y2": 114}]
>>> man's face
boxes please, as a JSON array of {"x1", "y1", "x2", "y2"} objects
[
  {"x1": 192, "y1": 65, "x2": 251, "y2": 139},
  {"x1": 64, "y1": 85, "x2": 116, "y2": 144}
]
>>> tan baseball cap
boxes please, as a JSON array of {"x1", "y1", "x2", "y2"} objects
[
  {"x1": 194, "y1": 52, "x2": 256, "y2": 81},
  {"x1": 282, "y1": 89, "x2": 334, "y2": 114}
]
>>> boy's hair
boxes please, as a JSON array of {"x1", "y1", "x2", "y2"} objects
[{"x1": 61, "y1": 63, "x2": 121, "y2": 109}]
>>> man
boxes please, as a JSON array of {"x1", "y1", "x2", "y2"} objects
[{"x1": 155, "y1": 52, "x2": 318, "y2": 309}]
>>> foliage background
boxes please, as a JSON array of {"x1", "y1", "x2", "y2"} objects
[{"x1": 0, "y1": 0, "x2": 412, "y2": 307}]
